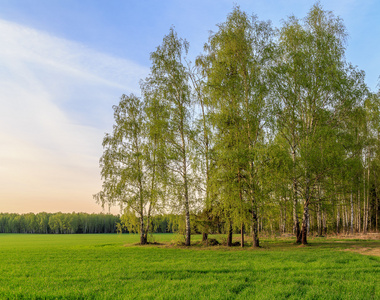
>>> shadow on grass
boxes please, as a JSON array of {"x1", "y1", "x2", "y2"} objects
[
  {"x1": 121, "y1": 234, "x2": 380, "y2": 257},
  {"x1": 144, "y1": 235, "x2": 380, "y2": 254},
  {"x1": 251, "y1": 236, "x2": 380, "y2": 257}
]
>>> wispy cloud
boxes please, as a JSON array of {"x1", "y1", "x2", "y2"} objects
[{"x1": 0, "y1": 19, "x2": 149, "y2": 213}]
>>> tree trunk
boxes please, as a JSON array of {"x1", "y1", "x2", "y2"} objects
[
  {"x1": 185, "y1": 206, "x2": 191, "y2": 246},
  {"x1": 182, "y1": 142, "x2": 191, "y2": 247},
  {"x1": 140, "y1": 214, "x2": 146, "y2": 245},
  {"x1": 368, "y1": 152, "x2": 371, "y2": 231},
  {"x1": 336, "y1": 205, "x2": 340, "y2": 235},
  {"x1": 202, "y1": 232, "x2": 208, "y2": 242},
  {"x1": 283, "y1": 195, "x2": 287, "y2": 233},
  {"x1": 238, "y1": 171, "x2": 244, "y2": 248},
  {"x1": 241, "y1": 223, "x2": 244, "y2": 248},
  {"x1": 144, "y1": 207, "x2": 152, "y2": 245},
  {"x1": 294, "y1": 207, "x2": 301, "y2": 243},
  {"x1": 301, "y1": 178, "x2": 310, "y2": 245},
  {"x1": 301, "y1": 203, "x2": 309, "y2": 245},
  {"x1": 322, "y1": 210, "x2": 327, "y2": 235},
  {"x1": 317, "y1": 202, "x2": 322, "y2": 236},
  {"x1": 363, "y1": 167, "x2": 367, "y2": 234},
  {"x1": 292, "y1": 147, "x2": 301, "y2": 243},
  {"x1": 350, "y1": 190, "x2": 354, "y2": 235},
  {"x1": 358, "y1": 191, "x2": 361, "y2": 233},
  {"x1": 376, "y1": 194, "x2": 379, "y2": 233},
  {"x1": 227, "y1": 221, "x2": 233, "y2": 247},
  {"x1": 343, "y1": 206, "x2": 347, "y2": 234},
  {"x1": 251, "y1": 206, "x2": 260, "y2": 247}
]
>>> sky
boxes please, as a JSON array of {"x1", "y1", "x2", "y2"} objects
[{"x1": 0, "y1": 0, "x2": 379, "y2": 214}]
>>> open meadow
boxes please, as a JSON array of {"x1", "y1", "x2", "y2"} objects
[{"x1": 0, "y1": 234, "x2": 379, "y2": 299}]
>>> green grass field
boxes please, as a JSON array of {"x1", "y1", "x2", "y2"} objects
[{"x1": 0, "y1": 234, "x2": 379, "y2": 299}]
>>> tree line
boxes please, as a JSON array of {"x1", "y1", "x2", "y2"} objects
[
  {"x1": 0, "y1": 213, "x2": 120, "y2": 234},
  {"x1": 0, "y1": 212, "x2": 184, "y2": 234},
  {"x1": 94, "y1": 4, "x2": 380, "y2": 246}
]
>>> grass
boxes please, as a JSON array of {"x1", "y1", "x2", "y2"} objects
[{"x1": 0, "y1": 234, "x2": 379, "y2": 299}]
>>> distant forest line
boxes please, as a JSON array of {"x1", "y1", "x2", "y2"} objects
[
  {"x1": 0, "y1": 212, "x2": 179, "y2": 234},
  {"x1": 2, "y1": 210, "x2": 378, "y2": 236}
]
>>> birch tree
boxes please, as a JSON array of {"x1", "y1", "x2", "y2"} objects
[
  {"x1": 94, "y1": 94, "x2": 164, "y2": 244},
  {"x1": 147, "y1": 29, "x2": 194, "y2": 246},
  {"x1": 189, "y1": 58, "x2": 215, "y2": 242},
  {"x1": 203, "y1": 7, "x2": 273, "y2": 247},
  {"x1": 271, "y1": 3, "x2": 365, "y2": 244}
]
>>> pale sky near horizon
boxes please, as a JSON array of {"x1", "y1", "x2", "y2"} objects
[{"x1": 0, "y1": 0, "x2": 379, "y2": 214}]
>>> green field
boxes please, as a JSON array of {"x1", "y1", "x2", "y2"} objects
[{"x1": 0, "y1": 234, "x2": 379, "y2": 299}]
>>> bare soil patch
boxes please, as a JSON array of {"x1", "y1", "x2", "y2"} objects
[
  {"x1": 330, "y1": 233, "x2": 380, "y2": 240},
  {"x1": 343, "y1": 247, "x2": 380, "y2": 257}
]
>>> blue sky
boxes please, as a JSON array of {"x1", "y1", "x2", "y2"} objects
[{"x1": 0, "y1": 0, "x2": 379, "y2": 213}]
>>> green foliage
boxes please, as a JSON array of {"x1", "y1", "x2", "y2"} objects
[
  {"x1": 201, "y1": 6, "x2": 274, "y2": 245},
  {"x1": 95, "y1": 4, "x2": 380, "y2": 244},
  {"x1": 94, "y1": 89, "x2": 170, "y2": 244},
  {"x1": 118, "y1": 209, "x2": 140, "y2": 234},
  {"x1": 146, "y1": 28, "x2": 194, "y2": 246}
]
